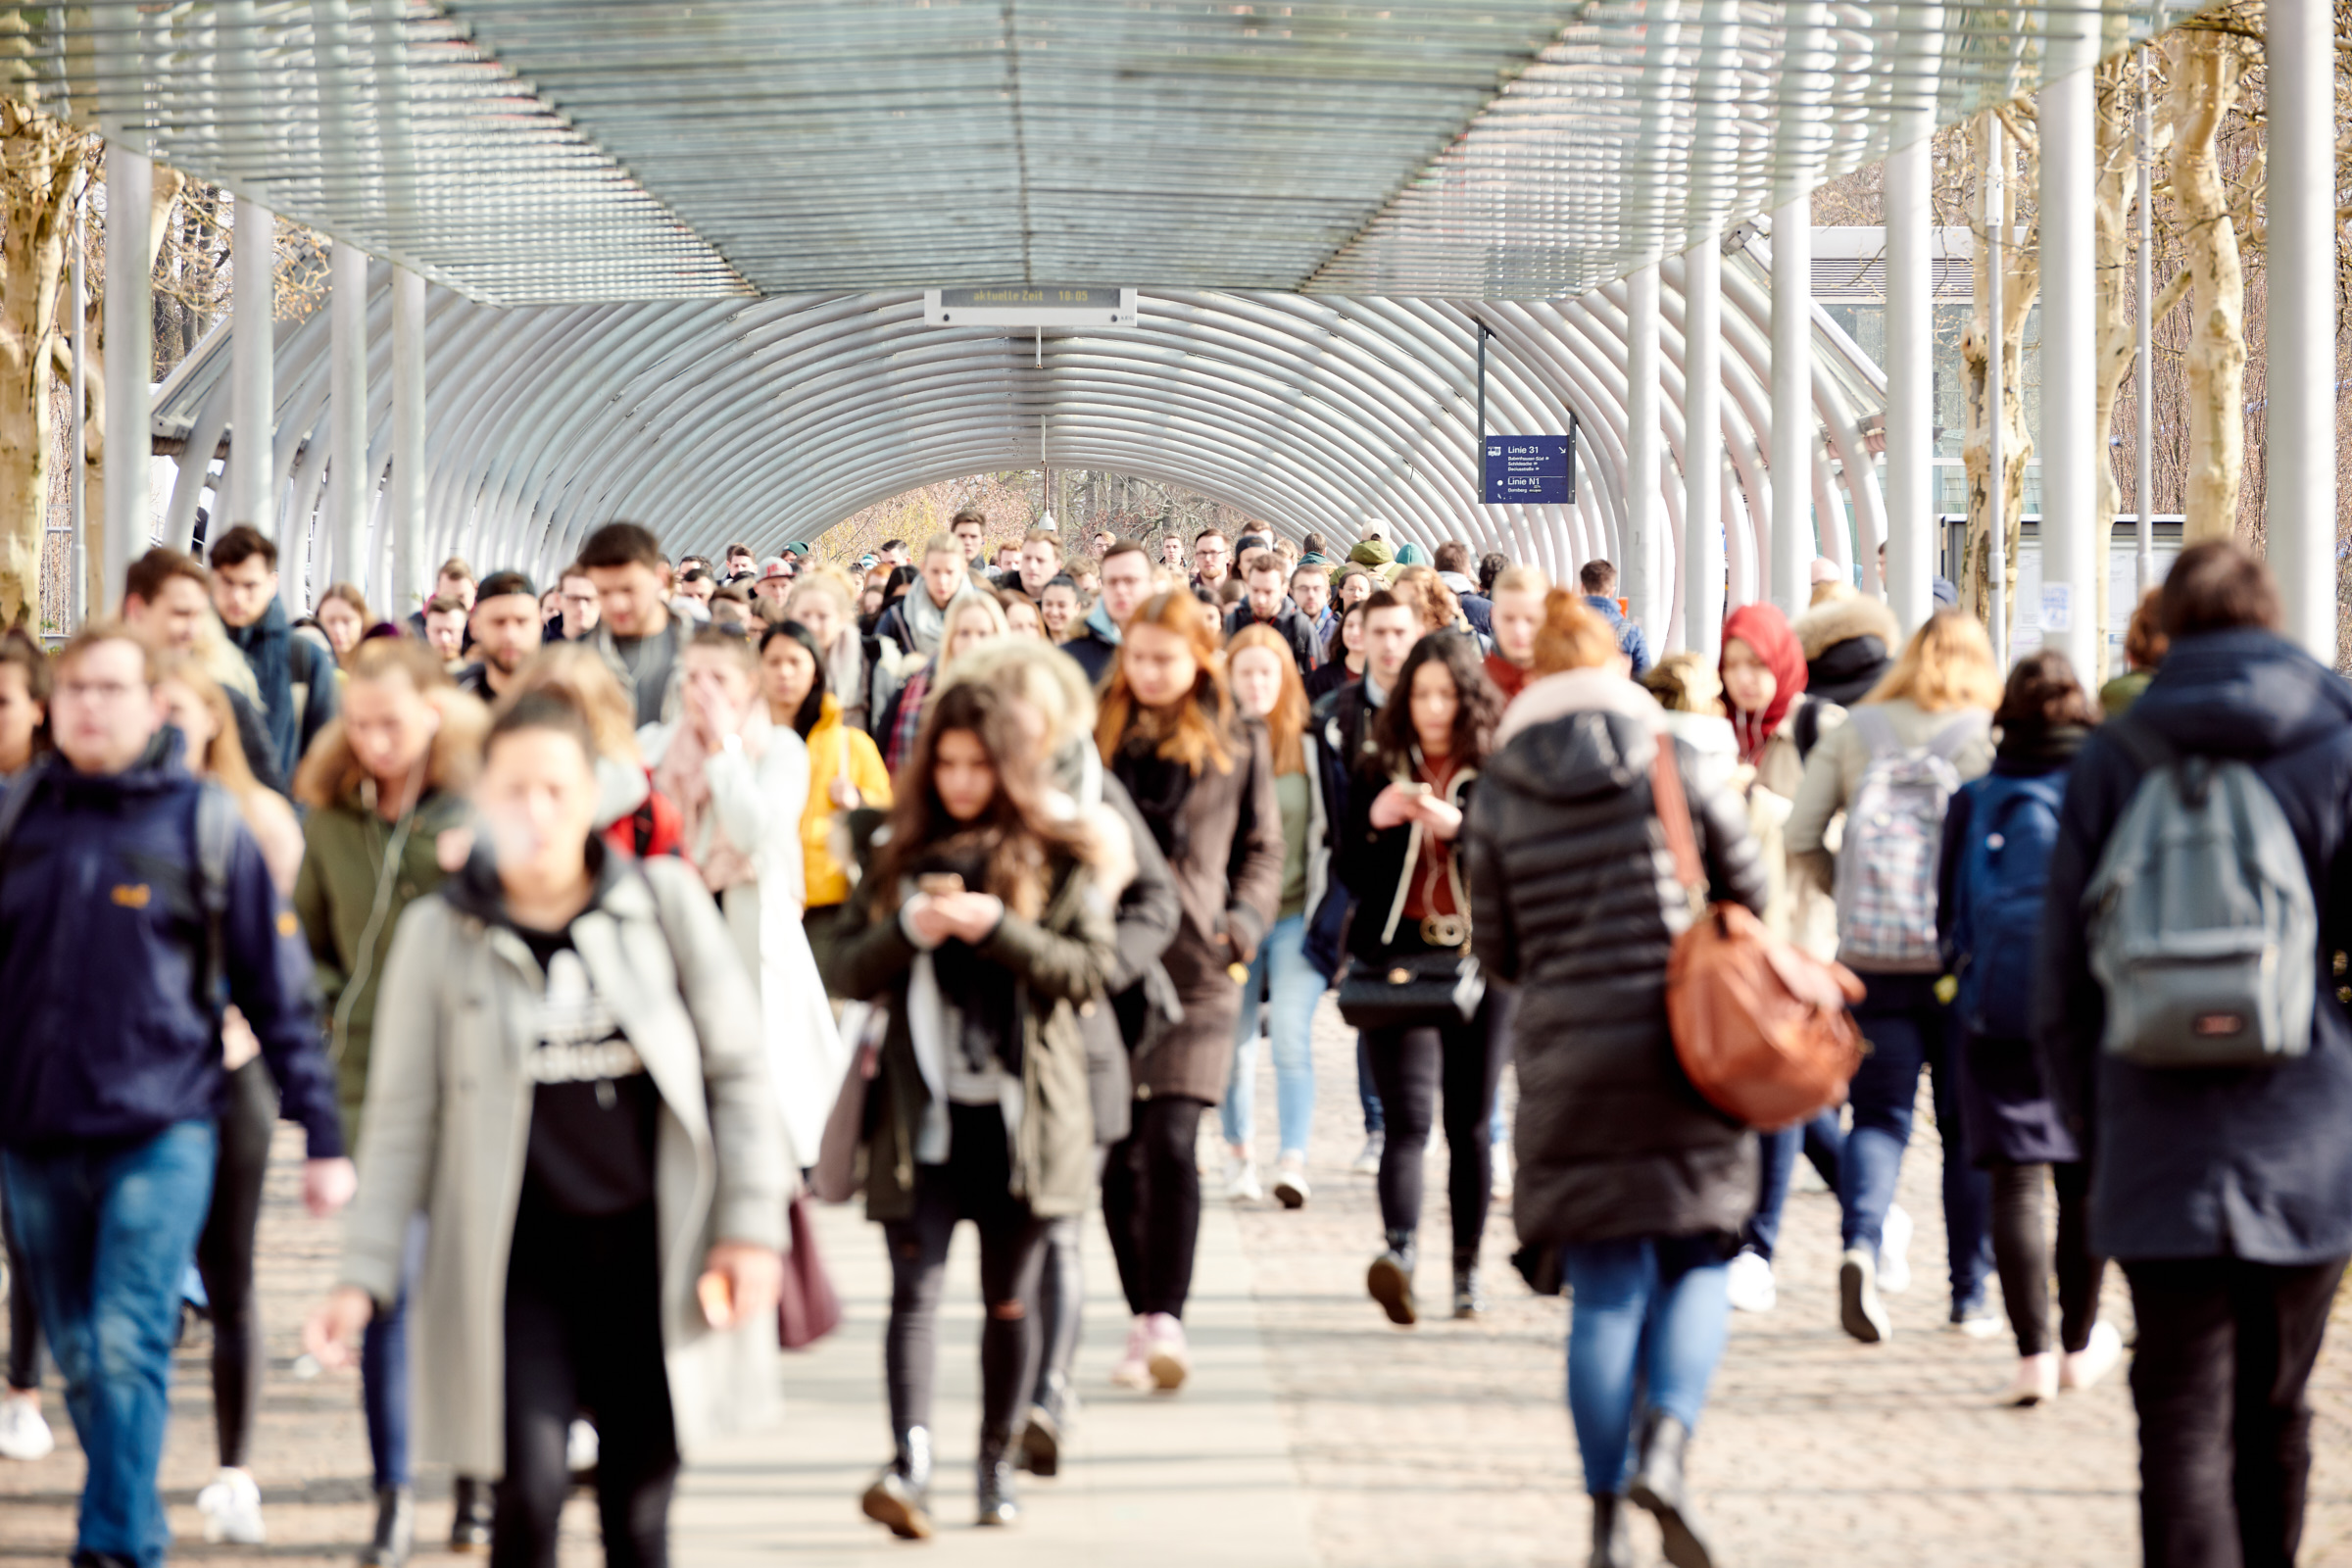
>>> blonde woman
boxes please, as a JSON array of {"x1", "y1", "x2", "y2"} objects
[
  {"x1": 877, "y1": 592, "x2": 1008, "y2": 773},
  {"x1": 785, "y1": 568, "x2": 867, "y2": 734},
  {"x1": 1787, "y1": 609, "x2": 2001, "y2": 1345}
]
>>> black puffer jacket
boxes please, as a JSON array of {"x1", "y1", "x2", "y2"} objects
[{"x1": 1462, "y1": 692, "x2": 1769, "y2": 1247}]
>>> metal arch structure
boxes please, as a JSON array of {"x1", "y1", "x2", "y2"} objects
[{"x1": 151, "y1": 273, "x2": 1889, "y2": 606}]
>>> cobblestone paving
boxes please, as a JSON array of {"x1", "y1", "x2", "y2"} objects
[{"x1": 2, "y1": 998, "x2": 2348, "y2": 1567}]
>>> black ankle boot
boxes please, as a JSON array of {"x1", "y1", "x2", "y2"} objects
[
  {"x1": 1452, "y1": 1253, "x2": 1488, "y2": 1319},
  {"x1": 446, "y1": 1476, "x2": 490, "y2": 1554},
  {"x1": 1587, "y1": 1493, "x2": 1633, "y2": 1568},
  {"x1": 860, "y1": 1426, "x2": 934, "y2": 1540},
  {"x1": 1367, "y1": 1229, "x2": 1418, "y2": 1326},
  {"x1": 1628, "y1": 1409, "x2": 1714, "y2": 1568},
  {"x1": 1018, "y1": 1372, "x2": 1070, "y2": 1478},
  {"x1": 361, "y1": 1485, "x2": 415, "y2": 1567},
  {"x1": 976, "y1": 1429, "x2": 1019, "y2": 1527}
]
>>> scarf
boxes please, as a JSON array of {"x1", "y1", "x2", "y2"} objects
[
  {"x1": 653, "y1": 708, "x2": 771, "y2": 893},
  {"x1": 223, "y1": 599, "x2": 296, "y2": 777},
  {"x1": 1721, "y1": 602, "x2": 1809, "y2": 766},
  {"x1": 1994, "y1": 721, "x2": 2088, "y2": 773},
  {"x1": 909, "y1": 841, "x2": 1020, "y2": 1079},
  {"x1": 898, "y1": 577, "x2": 974, "y2": 659},
  {"x1": 1080, "y1": 600, "x2": 1122, "y2": 647}
]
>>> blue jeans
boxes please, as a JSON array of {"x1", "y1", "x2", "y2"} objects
[
  {"x1": 4, "y1": 1121, "x2": 219, "y2": 1568},
  {"x1": 1220, "y1": 914, "x2": 1319, "y2": 1158},
  {"x1": 1742, "y1": 1110, "x2": 1846, "y2": 1261},
  {"x1": 361, "y1": 1212, "x2": 429, "y2": 1492},
  {"x1": 1356, "y1": 1036, "x2": 1385, "y2": 1135},
  {"x1": 1838, "y1": 975, "x2": 1992, "y2": 1308},
  {"x1": 1561, "y1": 1236, "x2": 1731, "y2": 1495}
]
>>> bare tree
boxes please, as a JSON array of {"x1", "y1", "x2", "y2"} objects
[{"x1": 0, "y1": 95, "x2": 85, "y2": 629}]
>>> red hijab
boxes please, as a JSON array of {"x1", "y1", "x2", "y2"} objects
[{"x1": 1720, "y1": 602, "x2": 1807, "y2": 766}]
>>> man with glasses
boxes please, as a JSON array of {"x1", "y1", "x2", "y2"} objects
[
  {"x1": 0, "y1": 625, "x2": 350, "y2": 1568},
  {"x1": 554, "y1": 565, "x2": 602, "y2": 642}
]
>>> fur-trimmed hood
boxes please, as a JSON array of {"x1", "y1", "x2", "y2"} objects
[
  {"x1": 293, "y1": 686, "x2": 490, "y2": 811},
  {"x1": 1790, "y1": 593, "x2": 1900, "y2": 662}
]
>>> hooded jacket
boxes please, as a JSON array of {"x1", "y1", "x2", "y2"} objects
[
  {"x1": 592, "y1": 612, "x2": 690, "y2": 733},
  {"x1": 0, "y1": 731, "x2": 343, "y2": 1156},
  {"x1": 225, "y1": 598, "x2": 340, "y2": 782},
  {"x1": 1582, "y1": 595, "x2": 1653, "y2": 678},
  {"x1": 1062, "y1": 601, "x2": 1122, "y2": 686},
  {"x1": 1790, "y1": 594, "x2": 1900, "y2": 710},
  {"x1": 2035, "y1": 628, "x2": 2352, "y2": 1264},
  {"x1": 1223, "y1": 600, "x2": 1320, "y2": 673},
  {"x1": 798, "y1": 695, "x2": 894, "y2": 909},
  {"x1": 292, "y1": 689, "x2": 490, "y2": 1129},
  {"x1": 1464, "y1": 672, "x2": 1767, "y2": 1245}
]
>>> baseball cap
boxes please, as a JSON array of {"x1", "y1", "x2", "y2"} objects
[{"x1": 759, "y1": 557, "x2": 794, "y2": 580}]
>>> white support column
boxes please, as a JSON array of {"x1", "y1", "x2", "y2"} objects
[
  {"x1": 1885, "y1": 129, "x2": 1935, "y2": 634},
  {"x1": 230, "y1": 195, "x2": 275, "y2": 536},
  {"x1": 329, "y1": 242, "x2": 369, "y2": 595},
  {"x1": 1684, "y1": 235, "x2": 1723, "y2": 656},
  {"x1": 1625, "y1": 261, "x2": 1661, "y2": 643},
  {"x1": 2039, "y1": 45, "x2": 2099, "y2": 681},
  {"x1": 1769, "y1": 195, "x2": 1812, "y2": 615},
  {"x1": 2267, "y1": 0, "x2": 2337, "y2": 663},
  {"x1": 390, "y1": 267, "x2": 427, "y2": 614},
  {"x1": 102, "y1": 144, "x2": 154, "y2": 605}
]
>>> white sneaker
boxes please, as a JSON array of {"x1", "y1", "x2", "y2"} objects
[
  {"x1": 566, "y1": 1418, "x2": 600, "y2": 1475},
  {"x1": 1221, "y1": 1152, "x2": 1263, "y2": 1203},
  {"x1": 2005, "y1": 1352, "x2": 2060, "y2": 1407},
  {"x1": 1144, "y1": 1313, "x2": 1189, "y2": 1392},
  {"x1": 1109, "y1": 1317, "x2": 1154, "y2": 1391},
  {"x1": 1877, "y1": 1204, "x2": 1914, "y2": 1297},
  {"x1": 1838, "y1": 1248, "x2": 1891, "y2": 1344},
  {"x1": 196, "y1": 1467, "x2": 266, "y2": 1544},
  {"x1": 1725, "y1": 1249, "x2": 1778, "y2": 1314},
  {"x1": 1271, "y1": 1153, "x2": 1310, "y2": 1209},
  {"x1": 1350, "y1": 1132, "x2": 1385, "y2": 1177},
  {"x1": 0, "y1": 1393, "x2": 54, "y2": 1461},
  {"x1": 2062, "y1": 1321, "x2": 2125, "y2": 1392}
]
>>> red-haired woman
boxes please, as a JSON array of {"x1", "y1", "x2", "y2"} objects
[{"x1": 1094, "y1": 592, "x2": 1283, "y2": 1393}]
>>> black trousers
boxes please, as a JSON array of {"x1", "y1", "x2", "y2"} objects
[
  {"x1": 2123, "y1": 1254, "x2": 2349, "y2": 1568},
  {"x1": 883, "y1": 1102, "x2": 1050, "y2": 1444},
  {"x1": 1102, "y1": 1095, "x2": 1206, "y2": 1320},
  {"x1": 494, "y1": 1200, "x2": 678, "y2": 1568},
  {"x1": 1988, "y1": 1161, "x2": 2104, "y2": 1358},
  {"x1": 1032, "y1": 1147, "x2": 1109, "y2": 1408},
  {"x1": 1361, "y1": 999, "x2": 1507, "y2": 1261},
  {"x1": 194, "y1": 1057, "x2": 273, "y2": 1469}
]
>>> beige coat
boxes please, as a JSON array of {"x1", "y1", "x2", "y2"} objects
[
  {"x1": 1784, "y1": 696, "x2": 1995, "y2": 895},
  {"x1": 338, "y1": 854, "x2": 791, "y2": 1478}
]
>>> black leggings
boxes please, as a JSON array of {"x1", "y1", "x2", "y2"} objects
[
  {"x1": 1032, "y1": 1148, "x2": 1110, "y2": 1408},
  {"x1": 1102, "y1": 1095, "x2": 1206, "y2": 1320},
  {"x1": 883, "y1": 1103, "x2": 1050, "y2": 1443},
  {"x1": 1989, "y1": 1161, "x2": 2105, "y2": 1357},
  {"x1": 194, "y1": 1057, "x2": 273, "y2": 1469},
  {"x1": 494, "y1": 1199, "x2": 678, "y2": 1568},
  {"x1": 1362, "y1": 1000, "x2": 1508, "y2": 1261},
  {"x1": 2, "y1": 1176, "x2": 35, "y2": 1393}
]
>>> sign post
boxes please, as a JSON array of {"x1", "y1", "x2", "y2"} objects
[{"x1": 1484, "y1": 428, "x2": 1575, "y2": 505}]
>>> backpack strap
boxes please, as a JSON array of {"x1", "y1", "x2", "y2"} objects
[
  {"x1": 1927, "y1": 710, "x2": 1991, "y2": 762},
  {"x1": 2104, "y1": 715, "x2": 2176, "y2": 776},
  {"x1": 1792, "y1": 701, "x2": 1824, "y2": 761}
]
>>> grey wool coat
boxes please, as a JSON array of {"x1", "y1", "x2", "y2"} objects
[{"x1": 337, "y1": 850, "x2": 792, "y2": 1478}]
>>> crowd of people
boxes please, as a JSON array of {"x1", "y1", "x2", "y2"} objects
[{"x1": 0, "y1": 504, "x2": 2343, "y2": 1568}]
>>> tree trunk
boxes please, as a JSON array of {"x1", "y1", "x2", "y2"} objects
[
  {"x1": 1962, "y1": 110, "x2": 2039, "y2": 643},
  {"x1": 2167, "y1": 24, "x2": 2250, "y2": 544},
  {"x1": 0, "y1": 101, "x2": 84, "y2": 632}
]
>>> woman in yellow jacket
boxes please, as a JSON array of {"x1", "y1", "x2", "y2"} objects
[{"x1": 760, "y1": 620, "x2": 892, "y2": 961}]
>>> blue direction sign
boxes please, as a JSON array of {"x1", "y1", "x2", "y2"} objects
[{"x1": 1484, "y1": 434, "x2": 1573, "y2": 505}]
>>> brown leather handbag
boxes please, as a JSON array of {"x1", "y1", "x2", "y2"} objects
[{"x1": 1651, "y1": 740, "x2": 1866, "y2": 1130}]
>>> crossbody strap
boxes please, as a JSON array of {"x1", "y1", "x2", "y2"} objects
[{"x1": 1647, "y1": 736, "x2": 1707, "y2": 913}]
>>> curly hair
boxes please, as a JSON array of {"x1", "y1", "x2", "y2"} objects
[{"x1": 1373, "y1": 631, "x2": 1501, "y2": 771}]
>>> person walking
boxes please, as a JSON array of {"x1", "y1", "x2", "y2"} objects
[
  {"x1": 208, "y1": 525, "x2": 340, "y2": 781},
  {"x1": 1938, "y1": 650, "x2": 2119, "y2": 1407},
  {"x1": 581, "y1": 522, "x2": 691, "y2": 731},
  {"x1": 878, "y1": 594, "x2": 1009, "y2": 774},
  {"x1": 0, "y1": 631, "x2": 49, "y2": 1464},
  {"x1": 1096, "y1": 592, "x2": 1283, "y2": 1392},
  {"x1": 0, "y1": 624, "x2": 352, "y2": 1568},
  {"x1": 2037, "y1": 544, "x2": 2352, "y2": 1568},
  {"x1": 291, "y1": 637, "x2": 493, "y2": 1561},
  {"x1": 1344, "y1": 633, "x2": 1508, "y2": 1322},
  {"x1": 1303, "y1": 601, "x2": 1366, "y2": 704},
  {"x1": 757, "y1": 621, "x2": 891, "y2": 964},
  {"x1": 306, "y1": 689, "x2": 790, "y2": 1568},
  {"x1": 824, "y1": 680, "x2": 1115, "y2": 1538},
  {"x1": 1462, "y1": 593, "x2": 1765, "y2": 1568},
  {"x1": 1788, "y1": 610, "x2": 2000, "y2": 1343},
  {"x1": 1218, "y1": 625, "x2": 1331, "y2": 1210}
]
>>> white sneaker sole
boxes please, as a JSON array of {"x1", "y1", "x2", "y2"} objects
[{"x1": 1146, "y1": 1349, "x2": 1188, "y2": 1392}]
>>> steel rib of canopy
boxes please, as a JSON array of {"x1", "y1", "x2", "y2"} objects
[
  {"x1": 150, "y1": 281, "x2": 1886, "y2": 616},
  {"x1": 17, "y1": 0, "x2": 2190, "y2": 303}
]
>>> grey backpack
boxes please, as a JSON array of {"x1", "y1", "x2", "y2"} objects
[{"x1": 2084, "y1": 723, "x2": 2316, "y2": 1068}]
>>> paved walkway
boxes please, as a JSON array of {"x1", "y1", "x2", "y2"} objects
[{"x1": 4, "y1": 994, "x2": 2350, "y2": 1565}]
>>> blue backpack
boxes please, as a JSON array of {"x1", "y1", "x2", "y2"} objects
[{"x1": 1947, "y1": 771, "x2": 2067, "y2": 1040}]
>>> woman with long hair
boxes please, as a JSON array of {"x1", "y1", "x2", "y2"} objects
[
  {"x1": 1342, "y1": 634, "x2": 1508, "y2": 1321},
  {"x1": 759, "y1": 621, "x2": 891, "y2": 957},
  {"x1": 318, "y1": 583, "x2": 371, "y2": 672},
  {"x1": 1788, "y1": 609, "x2": 2001, "y2": 1344},
  {"x1": 1463, "y1": 591, "x2": 1766, "y2": 1568},
  {"x1": 878, "y1": 594, "x2": 1008, "y2": 773},
  {"x1": 1218, "y1": 624, "x2": 1330, "y2": 1208},
  {"x1": 1094, "y1": 592, "x2": 1283, "y2": 1391},
  {"x1": 784, "y1": 569, "x2": 868, "y2": 734},
  {"x1": 1938, "y1": 650, "x2": 2119, "y2": 1403},
  {"x1": 824, "y1": 681, "x2": 1115, "y2": 1538},
  {"x1": 307, "y1": 688, "x2": 790, "y2": 1568},
  {"x1": 145, "y1": 654, "x2": 308, "y2": 1545},
  {"x1": 1304, "y1": 600, "x2": 1366, "y2": 703}
]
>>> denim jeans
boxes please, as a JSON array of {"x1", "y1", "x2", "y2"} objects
[
  {"x1": 1838, "y1": 974, "x2": 1992, "y2": 1308},
  {"x1": 1561, "y1": 1236, "x2": 1731, "y2": 1496},
  {"x1": 1356, "y1": 1035, "x2": 1385, "y2": 1135},
  {"x1": 1743, "y1": 1110, "x2": 1846, "y2": 1261},
  {"x1": 1219, "y1": 914, "x2": 1320, "y2": 1158},
  {"x1": 4, "y1": 1121, "x2": 219, "y2": 1568},
  {"x1": 361, "y1": 1212, "x2": 429, "y2": 1493}
]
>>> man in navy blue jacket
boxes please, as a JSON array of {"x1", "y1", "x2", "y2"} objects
[
  {"x1": 1577, "y1": 559, "x2": 1651, "y2": 677},
  {"x1": 2036, "y1": 544, "x2": 2352, "y2": 1568},
  {"x1": 0, "y1": 625, "x2": 349, "y2": 1568}
]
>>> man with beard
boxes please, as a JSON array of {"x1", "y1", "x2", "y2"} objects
[{"x1": 455, "y1": 571, "x2": 544, "y2": 702}]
